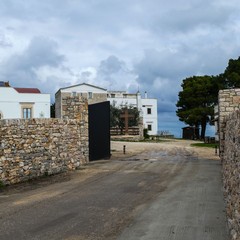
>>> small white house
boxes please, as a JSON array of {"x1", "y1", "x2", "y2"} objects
[
  {"x1": 107, "y1": 91, "x2": 158, "y2": 135},
  {"x1": 0, "y1": 82, "x2": 50, "y2": 120}
]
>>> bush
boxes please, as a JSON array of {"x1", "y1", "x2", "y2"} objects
[
  {"x1": 144, "y1": 128, "x2": 149, "y2": 139},
  {"x1": 0, "y1": 181, "x2": 5, "y2": 189}
]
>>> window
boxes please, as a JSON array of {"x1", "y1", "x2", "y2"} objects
[
  {"x1": 111, "y1": 94, "x2": 115, "y2": 98},
  {"x1": 23, "y1": 108, "x2": 32, "y2": 119},
  {"x1": 21, "y1": 103, "x2": 34, "y2": 119},
  {"x1": 0, "y1": 112, "x2": 3, "y2": 119},
  {"x1": 147, "y1": 124, "x2": 152, "y2": 131},
  {"x1": 72, "y1": 91, "x2": 77, "y2": 97},
  {"x1": 88, "y1": 92, "x2": 93, "y2": 99},
  {"x1": 147, "y1": 108, "x2": 152, "y2": 114}
]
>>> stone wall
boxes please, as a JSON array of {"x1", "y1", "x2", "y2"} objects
[
  {"x1": 221, "y1": 110, "x2": 240, "y2": 240},
  {"x1": 61, "y1": 95, "x2": 88, "y2": 120},
  {"x1": 0, "y1": 97, "x2": 88, "y2": 185},
  {"x1": 55, "y1": 90, "x2": 62, "y2": 118},
  {"x1": 219, "y1": 89, "x2": 240, "y2": 157},
  {"x1": 219, "y1": 89, "x2": 240, "y2": 240}
]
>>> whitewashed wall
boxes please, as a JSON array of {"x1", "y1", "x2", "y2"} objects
[
  {"x1": 0, "y1": 88, "x2": 50, "y2": 119},
  {"x1": 107, "y1": 95, "x2": 158, "y2": 135},
  {"x1": 142, "y1": 98, "x2": 158, "y2": 135}
]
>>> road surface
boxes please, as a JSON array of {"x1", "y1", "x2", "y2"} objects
[{"x1": 0, "y1": 140, "x2": 229, "y2": 239}]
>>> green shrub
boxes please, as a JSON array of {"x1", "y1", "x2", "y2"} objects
[
  {"x1": 0, "y1": 181, "x2": 5, "y2": 189},
  {"x1": 144, "y1": 128, "x2": 149, "y2": 139}
]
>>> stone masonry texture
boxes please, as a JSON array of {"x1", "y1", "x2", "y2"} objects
[
  {"x1": 219, "y1": 89, "x2": 240, "y2": 240},
  {"x1": 0, "y1": 97, "x2": 89, "y2": 185},
  {"x1": 55, "y1": 91, "x2": 107, "y2": 118},
  {"x1": 61, "y1": 95, "x2": 88, "y2": 120},
  {"x1": 219, "y1": 89, "x2": 240, "y2": 158},
  {"x1": 222, "y1": 111, "x2": 240, "y2": 240}
]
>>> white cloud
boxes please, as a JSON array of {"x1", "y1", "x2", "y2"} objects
[{"x1": 0, "y1": 33, "x2": 12, "y2": 48}]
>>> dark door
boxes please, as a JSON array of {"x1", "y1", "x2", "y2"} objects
[{"x1": 88, "y1": 101, "x2": 111, "y2": 161}]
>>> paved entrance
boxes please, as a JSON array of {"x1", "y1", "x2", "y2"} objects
[
  {"x1": 0, "y1": 141, "x2": 229, "y2": 240},
  {"x1": 117, "y1": 154, "x2": 228, "y2": 240}
]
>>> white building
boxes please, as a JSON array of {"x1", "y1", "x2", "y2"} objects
[
  {"x1": 107, "y1": 91, "x2": 158, "y2": 135},
  {"x1": 0, "y1": 82, "x2": 50, "y2": 120},
  {"x1": 55, "y1": 83, "x2": 107, "y2": 118},
  {"x1": 55, "y1": 83, "x2": 158, "y2": 135}
]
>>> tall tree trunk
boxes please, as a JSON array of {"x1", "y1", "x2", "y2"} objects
[
  {"x1": 194, "y1": 123, "x2": 199, "y2": 139},
  {"x1": 200, "y1": 118, "x2": 207, "y2": 139}
]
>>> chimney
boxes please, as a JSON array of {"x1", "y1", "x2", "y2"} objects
[
  {"x1": 136, "y1": 91, "x2": 143, "y2": 117},
  {"x1": 145, "y1": 91, "x2": 148, "y2": 98}
]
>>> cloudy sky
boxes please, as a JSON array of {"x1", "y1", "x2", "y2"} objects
[{"x1": 1, "y1": 0, "x2": 240, "y2": 137}]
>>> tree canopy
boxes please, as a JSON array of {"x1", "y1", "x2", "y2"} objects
[
  {"x1": 176, "y1": 76, "x2": 218, "y2": 139},
  {"x1": 216, "y1": 56, "x2": 240, "y2": 89},
  {"x1": 110, "y1": 104, "x2": 140, "y2": 131},
  {"x1": 176, "y1": 56, "x2": 240, "y2": 139}
]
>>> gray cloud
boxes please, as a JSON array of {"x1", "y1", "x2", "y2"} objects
[
  {"x1": 0, "y1": 0, "x2": 240, "y2": 135},
  {"x1": 21, "y1": 37, "x2": 65, "y2": 69},
  {"x1": 134, "y1": 48, "x2": 189, "y2": 105},
  {"x1": 3, "y1": 36, "x2": 64, "y2": 72},
  {"x1": 91, "y1": 55, "x2": 137, "y2": 91},
  {"x1": 0, "y1": 36, "x2": 65, "y2": 93},
  {"x1": 99, "y1": 55, "x2": 127, "y2": 75},
  {"x1": 80, "y1": 71, "x2": 92, "y2": 80},
  {"x1": 151, "y1": 2, "x2": 235, "y2": 33}
]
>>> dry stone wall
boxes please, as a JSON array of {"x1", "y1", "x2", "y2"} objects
[
  {"x1": 219, "y1": 89, "x2": 240, "y2": 240},
  {"x1": 55, "y1": 91, "x2": 107, "y2": 118},
  {"x1": 61, "y1": 95, "x2": 88, "y2": 120},
  {"x1": 221, "y1": 111, "x2": 240, "y2": 240},
  {"x1": 219, "y1": 89, "x2": 240, "y2": 157},
  {"x1": 0, "y1": 97, "x2": 88, "y2": 185}
]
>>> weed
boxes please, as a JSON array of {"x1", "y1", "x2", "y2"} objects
[
  {"x1": 191, "y1": 143, "x2": 218, "y2": 148},
  {"x1": 0, "y1": 181, "x2": 5, "y2": 188}
]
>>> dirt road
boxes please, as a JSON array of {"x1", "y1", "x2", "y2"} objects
[{"x1": 0, "y1": 140, "x2": 229, "y2": 239}]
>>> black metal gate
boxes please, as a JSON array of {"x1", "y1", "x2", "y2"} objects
[{"x1": 88, "y1": 101, "x2": 111, "y2": 161}]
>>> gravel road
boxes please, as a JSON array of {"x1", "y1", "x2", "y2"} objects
[{"x1": 0, "y1": 140, "x2": 229, "y2": 240}]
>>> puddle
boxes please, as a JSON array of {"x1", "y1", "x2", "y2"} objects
[
  {"x1": 120, "y1": 158, "x2": 141, "y2": 161},
  {"x1": 148, "y1": 158, "x2": 158, "y2": 162}
]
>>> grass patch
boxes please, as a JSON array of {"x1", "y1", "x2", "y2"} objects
[
  {"x1": 0, "y1": 181, "x2": 5, "y2": 189},
  {"x1": 191, "y1": 143, "x2": 218, "y2": 148},
  {"x1": 140, "y1": 139, "x2": 171, "y2": 143},
  {"x1": 111, "y1": 139, "x2": 139, "y2": 142},
  {"x1": 111, "y1": 138, "x2": 171, "y2": 143}
]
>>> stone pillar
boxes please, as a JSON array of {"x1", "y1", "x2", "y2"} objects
[
  {"x1": 219, "y1": 89, "x2": 240, "y2": 158},
  {"x1": 61, "y1": 96, "x2": 88, "y2": 121}
]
